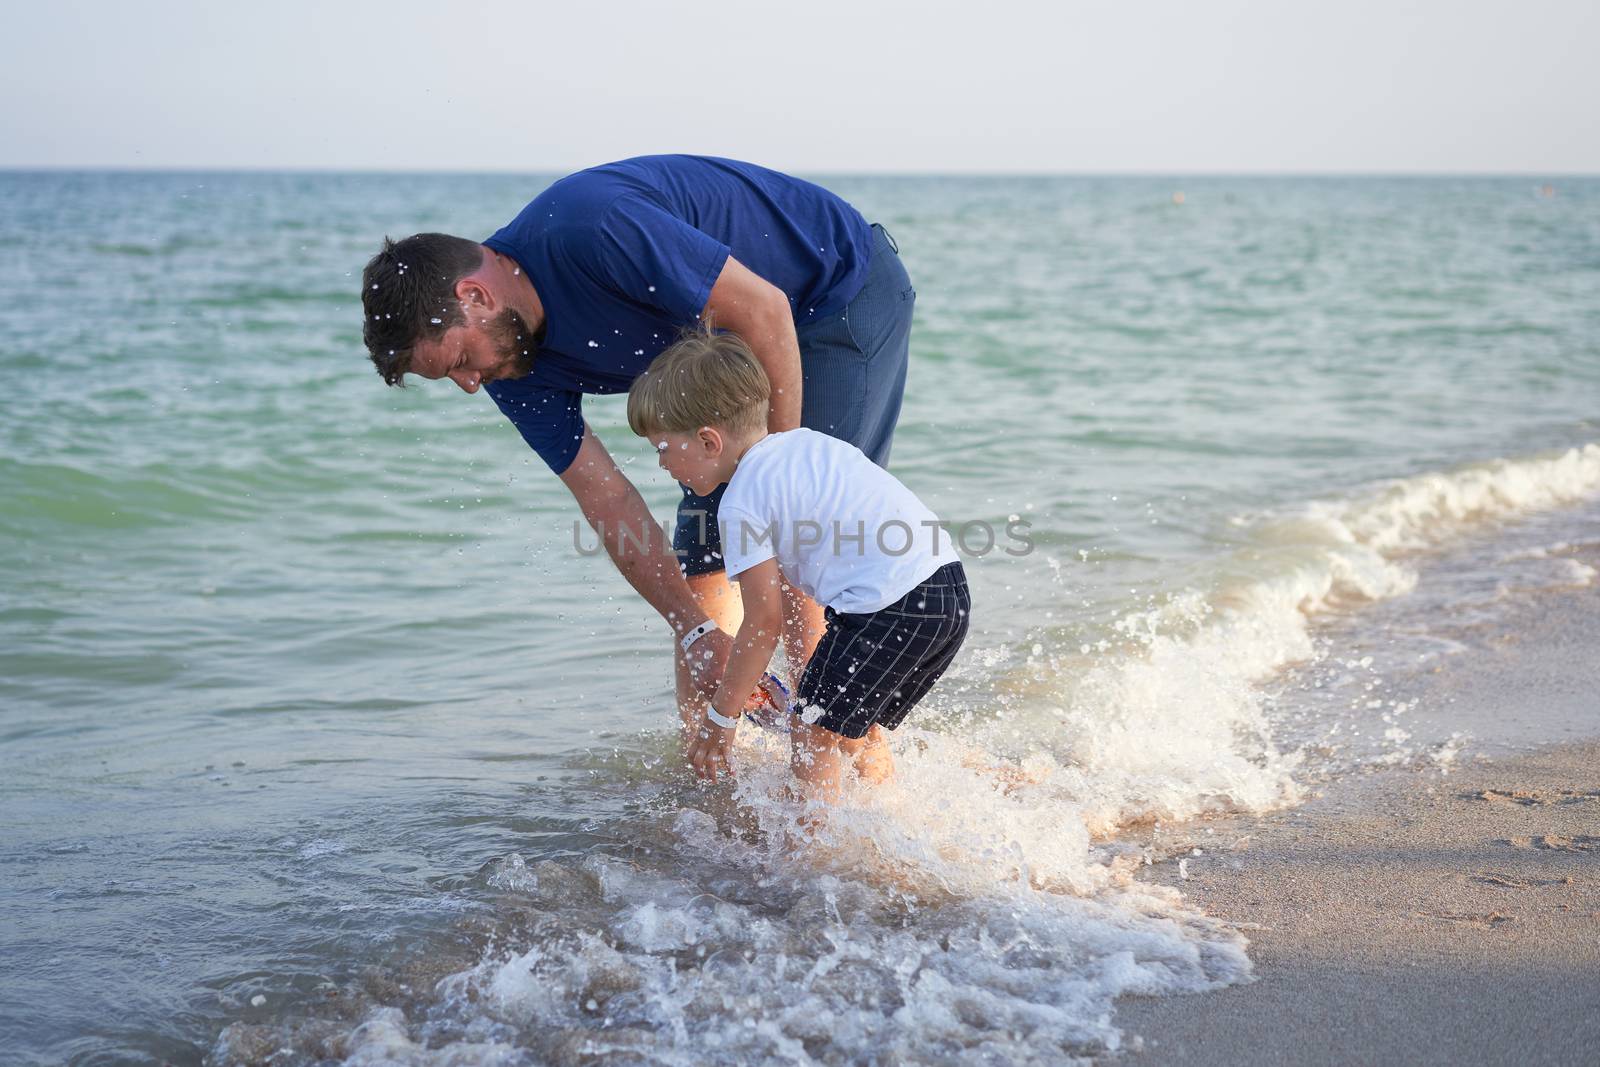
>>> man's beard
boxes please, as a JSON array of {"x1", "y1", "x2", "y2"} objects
[{"x1": 483, "y1": 307, "x2": 540, "y2": 381}]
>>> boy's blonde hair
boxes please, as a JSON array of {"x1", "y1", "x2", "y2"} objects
[{"x1": 627, "y1": 327, "x2": 771, "y2": 438}]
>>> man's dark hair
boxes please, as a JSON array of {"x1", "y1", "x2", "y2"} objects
[{"x1": 361, "y1": 233, "x2": 486, "y2": 385}]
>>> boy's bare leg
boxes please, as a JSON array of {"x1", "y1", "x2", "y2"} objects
[
  {"x1": 780, "y1": 582, "x2": 824, "y2": 681},
  {"x1": 791, "y1": 722, "x2": 892, "y2": 799},
  {"x1": 851, "y1": 725, "x2": 895, "y2": 785},
  {"x1": 675, "y1": 570, "x2": 745, "y2": 742},
  {"x1": 790, "y1": 720, "x2": 855, "y2": 805}
]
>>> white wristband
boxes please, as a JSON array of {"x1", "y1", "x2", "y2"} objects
[
  {"x1": 705, "y1": 707, "x2": 741, "y2": 729},
  {"x1": 680, "y1": 619, "x2": 719, "y2": 655}
]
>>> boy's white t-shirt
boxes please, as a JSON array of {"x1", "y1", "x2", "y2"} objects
[{"x1": 716, "y1": 429, "x2": 958, "y2": 613}]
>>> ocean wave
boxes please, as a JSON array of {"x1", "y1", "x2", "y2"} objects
[
  {"x1": 1001, "y1": 443, "x2": 1600, "y2": 835},
  {"x1": 1271, "y1": 442, "x2": 1600, "y2": 554}
]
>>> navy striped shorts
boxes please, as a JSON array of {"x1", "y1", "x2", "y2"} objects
[
  {"x1": 675, "y1": 222, "x2": 915, "y2": 577},
  {"x1": 796, "y1": 561, "x2": 971, "y2": 740}
]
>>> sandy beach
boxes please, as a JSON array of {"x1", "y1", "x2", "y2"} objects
[{"x1": 1118, "y1": 583, "x2": 1600, "y2": 1067}]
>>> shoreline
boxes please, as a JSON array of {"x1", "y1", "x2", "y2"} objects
[{"x1": 1114, "y1": 581, "x2": 1600, "y2": 1066}]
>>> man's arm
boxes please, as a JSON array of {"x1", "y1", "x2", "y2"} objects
[
  {"x1": 558, "y1": 423, "x2": 731, "y2": 692},
  {"x1": 704, "y1": 256, "x2": 802, "y2": 433}
]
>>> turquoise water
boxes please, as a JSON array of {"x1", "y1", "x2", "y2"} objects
[{"x1": 2, "y1": 173, "x2": 1597, "y2": 1064}]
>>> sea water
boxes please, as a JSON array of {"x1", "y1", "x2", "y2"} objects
[{"x1": 1, "y1": 173, "x2": 1597, "y2": 1064}]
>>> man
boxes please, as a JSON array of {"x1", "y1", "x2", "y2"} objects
[{"x1": 360, "y1": 155, "x2": 916, "y2": 731}]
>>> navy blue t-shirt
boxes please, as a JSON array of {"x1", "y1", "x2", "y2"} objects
[{"x1": 482, "y1": 156, "x2": 873, "y2": 474}]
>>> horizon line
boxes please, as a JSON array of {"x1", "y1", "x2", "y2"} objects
[{"x1": 0, "y1": 164, "x2": 1594, "y2": 180}]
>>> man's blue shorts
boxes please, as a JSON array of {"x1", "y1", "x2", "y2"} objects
[{"x1": 674, "y1": 222, "x2": 915, "y2": 577}]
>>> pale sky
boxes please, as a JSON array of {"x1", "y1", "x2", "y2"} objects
[{"x1": 2, "y1": 0, "x2": 1596, "y2": 173}]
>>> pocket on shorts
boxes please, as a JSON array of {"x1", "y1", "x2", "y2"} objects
[
  {"x1": 842, "y1": 268, "x2": 915, "y2": 357},
  {"x1": 799, "y1": 314, "x2": 869, "y2": 443}
]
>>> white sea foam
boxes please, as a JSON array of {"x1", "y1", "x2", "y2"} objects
[
  {"x1": 406, "y1": 779, "x2": 1251, "y2": 1066},
  {"x1": 1497, "y1": 539, "x2": 1600, "y2": 589},
  {"x1": 339, "y1": 1007, "x2": 523, "y2": 1066},
  {"x1": 277, "y1": 732, "x2": 1256, "y2": 1065}
]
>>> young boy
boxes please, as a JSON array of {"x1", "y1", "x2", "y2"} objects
[{"x1": 626, "y1": 329, "x2": 971, "y2": 799}]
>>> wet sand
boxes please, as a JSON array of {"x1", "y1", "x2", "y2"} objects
[{"x1": 1116, "y1": 586, "x2": 1600, "y2": 1066}]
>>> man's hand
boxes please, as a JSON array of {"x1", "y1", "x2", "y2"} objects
[
  {"x1": 680, "y1": 627, "x2": 733, "y2": 699},
  {"x1": 686, "y1": 718, "x2": 737, "y2": 781}
]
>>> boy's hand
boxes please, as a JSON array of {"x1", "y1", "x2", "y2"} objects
[{"x1": 686, "y1": 717, "x2": 737, "y2": 781}]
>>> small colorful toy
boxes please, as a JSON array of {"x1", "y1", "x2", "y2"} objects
[{"x1": 741, "y1": 672, "x2": 793, "y2": 732}]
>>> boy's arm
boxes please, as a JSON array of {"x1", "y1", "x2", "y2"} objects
[{"x1": 686, "y1": 557, "x2": 785, "y2": 781}]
